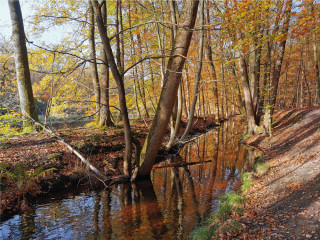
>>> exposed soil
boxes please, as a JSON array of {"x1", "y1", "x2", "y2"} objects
[
  {"x1": 0, "y1": 116, "x2": 220, "y2": 220},
  {"x1": 236, "y1": 107, "x2": 320, "y2": 239}
]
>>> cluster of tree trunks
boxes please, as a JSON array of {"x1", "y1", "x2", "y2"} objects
[{"x1": 9, "y1": 0, "x2": 320, "y2": 181}]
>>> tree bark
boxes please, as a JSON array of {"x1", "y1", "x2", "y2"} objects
[
  {"x1": 132, "y1": 0, "x2": 199, "y2": 180},
  {"x1": 262, "y1": 0, "x2": 292, "y2": 135},
  {"x1": 181, "y1": 0, "x2": 204, "y2": 140},
  {"x1": 88, "y1": 2, "x2": 101, "y2": 122},
  {"x1": 311, "y1": 1, "x2": 320, "y2": 104},
  {"x1": 8, "y1": 0, "x2": 39, "y2": 128},
  {"x1": 237, "y1": 39, "x2": 258, "y2": 134},
  {"x1": 92, "y1": 0, "x2": 132, "y2": 177},
  {"x1": 99, "y1": 2, "x2": 113, "y2": 127},
  {"x1": 136, "y1": 32, "x2": 149, "y2": 118},
  {"x1": 206, "y1": 8, "x2": 220, "y2": 121},
  {"x1": 167, "y1": 0, "x2": 183, "y2": 148},
  {"x1": 151, "y1": 1, "x2": 165, "y2": 85},
  {"x1": 269, "y1": 0, "x2": 292, "y2": 115}
]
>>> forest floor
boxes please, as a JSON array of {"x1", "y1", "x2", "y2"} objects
[
  {"x1": 233, "y1": 107, "x2": 320, "y2": 240},
  {"x1": 0, "y1": 115, "x2": 219, "y2": 220}
]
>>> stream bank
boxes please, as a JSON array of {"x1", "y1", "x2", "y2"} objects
[
  {"x1": 1, "y1": 118, "x2": 258, "y2": 239},
  {"x1": 207, "y1": 107, "x2": 320, "y2": 239},
  {"x1": 0, "y1": 116, "x2": 220, "y2": 220}
]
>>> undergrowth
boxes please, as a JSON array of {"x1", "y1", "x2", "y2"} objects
[
  {"x1": 0, "y1": 109, "x2": 22, "y2": 141},
  {"x1": 192, "y1": 191, "x2": 245, "y2": 240},
  {"x1": 0, "y1": 162, "x2": 56, "y2": 209}
]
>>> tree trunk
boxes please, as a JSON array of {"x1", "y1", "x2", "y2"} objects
[
  {"x1": 92, "y1": 0, "x2": 132, "y2": 177},
  {"x1": 269, "y1": 0, "x2": 292, "y2": 115},
  {"x1": 181, "y1": 0, "x2": 204, "y2": 140},
  {"x1": 167, "y1": 0, "x2": 183, "y2": 148},
  {"x1": 249, "y1": 37, "x2": 262, "y2": 115},
  {"x1": 128, "y1": 1, "x2": 141, "y2": 119},
  {"x1": 88, "y1": 2, "x2": 101, "y2": 122},
  {"x1": 99, "y1": 1, "x2": 114, "y2": 127},
  {"x1": 132, "y1": 0, "x2": 199, "y2": 180},
  {"x1": 230, "y1": 62, "x2": 245, "y2": 115},
  {"x1": 9, "y1": 0, "x2": 39, "y2": 129},
  {"x1": 237, "y1": 41, "x2": 258, "y2": 135},
  {"x1": 206, "y1": 21, "x2": 220, "y2": 121},
  {"x1": 136, "y1": 33, "x2": 149, "y2": 118},
  {"x1": 313, "y1": 32, "x2": 320, "y2": 105},
  {"x1": 311, "y1": 0, "x2": 320, "y2": 105},
  {"x1": 263, "y1": 0, "x2": 292, "y2": 135},
  {"x1": 151, "y1": 1, "x2": 165, "y2": 85}
]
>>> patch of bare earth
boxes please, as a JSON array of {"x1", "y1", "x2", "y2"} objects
[{"x1": 238, "y1": 107, "x2": 320, "y2": 240}]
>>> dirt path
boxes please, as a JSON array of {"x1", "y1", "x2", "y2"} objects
[{"x1": 238, "y1": 107, "x2": 320, "y2": 239}]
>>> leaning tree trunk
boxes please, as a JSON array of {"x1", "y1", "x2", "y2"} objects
[
  {"x1": 181, "y1": 0, "x2": 204, "y2": 141},
  {"x1": 132, "y1": 0, "x2": 199, "y2": 180},
  {"x1": 167, "y1": 0, "x2": 183, "y2": 148},
  {"x1": 8, "y1": 0, "x2": 39, "y2": 129},
  {"x1": 92, "y1": 0, "x2": 132, "y2": 177}
]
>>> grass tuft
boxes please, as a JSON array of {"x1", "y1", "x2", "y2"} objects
[{"x1": 192, "y1": 191, "x2": 245, "y2": 239}]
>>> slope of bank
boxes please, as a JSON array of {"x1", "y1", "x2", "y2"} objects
[{"x1": 237, "y1": 107, "x2": 320, "y2": 239}]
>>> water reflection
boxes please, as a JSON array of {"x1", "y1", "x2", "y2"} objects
[{"x1": 0, "y1": 121, "x2": 260, "y2": 239}]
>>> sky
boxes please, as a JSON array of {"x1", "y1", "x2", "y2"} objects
[
  {"x1": 0, "y1": 0, "x2": 64, "y2": 44},
  {"x1": 0, "y1": 0, "x2": 15, "y2": 39}
]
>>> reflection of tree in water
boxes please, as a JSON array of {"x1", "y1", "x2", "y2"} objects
[
  {"x1": 119, "y1": 183, "x2": 133, "y2": 237},
  {"x1": 101, "y1": 189, "x2": 112, "y2": 239},
  {"x1": 92, "y1": 193, "x2": 101, "y2": 240},
  {"x1": 135, "y1": 180, "x2": 168, "y2": 239},
  {"x1": 3, "y1": 120, "x2": 263, "y2": 240},
  {"x1": 240, "y1": 146, "x2": 260, "y2": 174},
  {"x1": 20, "y1": 209, "x2": 36, "y2": 240},
  {"x1": 95, "y1": 121, "x2": 258, "y2": 239}
]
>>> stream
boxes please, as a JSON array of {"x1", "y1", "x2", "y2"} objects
[{"x1": 0, "y1": 120, "x2": 260, "y2": 240}]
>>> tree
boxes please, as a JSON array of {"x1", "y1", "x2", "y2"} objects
[
  {"x1": 8, "y1": 0, "x2": 39, "y2": 128},
  {"x1": 88, "y1": 1, "x2": 101, "y2": 122},
  {"x1": 311, "y1": 0, "x2": 320, "y2": 104},
  {"x1": 132, "y1": 0, "x2": 199, "y2": 180},
  {"x1": 181, "y1": 0, "x2": 204, "y2": 140},
  {"x1": 91, "y1": 0, "x2": 133, "y2": 177},
  {"x1": 98, "y1": 1, "x2": 114, "y2": 127}
]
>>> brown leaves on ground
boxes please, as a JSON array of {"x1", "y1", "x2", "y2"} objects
[
  {"x1": 0, "y1": 116, "x2": 216, "y2": 218},
  {"x1": 235, "y1": 107, "x2": 320, "y2": 240},
  {"x1": 0, "y1": 120, "x2": 149, "y2": 217}
]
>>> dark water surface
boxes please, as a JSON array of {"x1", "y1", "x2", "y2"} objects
[{"x1": 0, "y1": 121, "x2": 260, "y2": 240}]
